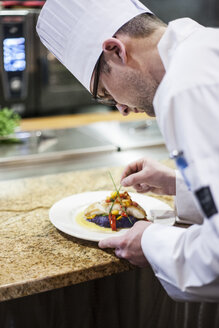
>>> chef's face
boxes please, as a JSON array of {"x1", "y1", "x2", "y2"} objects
[{"x1": 91, "y1": 52, "x2": 158, "y2": 117}]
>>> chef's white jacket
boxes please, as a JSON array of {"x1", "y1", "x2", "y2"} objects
[{"x1": 141, "y1": 18, "x2": 219, "y2": 302}]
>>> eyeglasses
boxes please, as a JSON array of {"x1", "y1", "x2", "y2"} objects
[{"x1": 92, "y1": 55, "x2": 117, "y2": 107}]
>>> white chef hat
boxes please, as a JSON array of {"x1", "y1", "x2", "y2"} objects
[{"x1": 36, "y1": 0, "x2": 152, "y2": 92}]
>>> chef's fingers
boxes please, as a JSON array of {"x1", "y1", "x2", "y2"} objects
[
  {"x1": 120, "y1": 159, "x2": 144, "y2": 182},
  {"x1": 120, "y1": 167, "x2": 137, "y2": 183},
  {"x1": 133, "y1": 183, "x2": 151, "y2": 193},
  {"x1": 133, "y1": 184, "x2": 143, "y2": 191},
  {"x1": 98, "y1": 236, "x2": 122, "y2": 249},
  {"x1": 115, "y1": 248, "x2": 123, "y2": 258},
  {"x1": 121, "y1": 169, "x2": 149, "y2": 187}
]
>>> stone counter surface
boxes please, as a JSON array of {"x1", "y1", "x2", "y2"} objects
[{"x1": 0, "y1": 166, "x2": 173, "y2": 302}]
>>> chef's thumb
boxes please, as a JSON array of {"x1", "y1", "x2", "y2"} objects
[
  {"x1": 121, "y1": 177, "x2": 131, "y2": 186},
  {"x1": 121, "y1": 171, "x2": 143, "y2": 187}
]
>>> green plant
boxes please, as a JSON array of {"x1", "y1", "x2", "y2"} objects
[{"x1": 0, "y1": 108, "x2": 20, "y2": 137}]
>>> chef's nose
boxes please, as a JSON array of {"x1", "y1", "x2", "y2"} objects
[{"x1": 116, "y1": 104, "x2": 130, "y2": 116}]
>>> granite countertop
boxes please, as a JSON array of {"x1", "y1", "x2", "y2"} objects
[{"x1": 0, "y1": 166, "x2": 174, "y2": 302}]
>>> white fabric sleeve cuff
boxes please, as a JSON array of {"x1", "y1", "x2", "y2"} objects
[
  {"x1": 175, "y1": 170, "x2": 203, "y2": 224},
  {"x1": 141, "y1": 214, "x2": 219, "y2": 302},
  {"x1": 140, "y1": 223, "x2": 198, "y2": 301},
  {"x1": 141, "y1": 223, "x2": 186, "y2": 278}
]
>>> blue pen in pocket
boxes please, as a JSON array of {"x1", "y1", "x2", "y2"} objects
[{"x1": 170, "y1": 150, "x2": 191, "y2": 190}]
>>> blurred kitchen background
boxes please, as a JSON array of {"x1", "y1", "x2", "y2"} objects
[
  {"x1": 0, "y1": 0, "x2": 219, "y2": 180},
  {"x1": 0, "y1": 0, "x2": 218, "y2": 118}
]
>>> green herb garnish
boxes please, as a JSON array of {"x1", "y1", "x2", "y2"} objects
[
  {"x1": 0, "y1": 108, "x2": 20, "y2": 137},
  {"x1": 108, "y1": 171, "x2": 133, "y2": 225},
  {"x1": 108, "y1": 185, "x2": 122, "y2": 215}
]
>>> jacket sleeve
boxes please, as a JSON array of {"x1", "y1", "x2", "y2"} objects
[
  {"x1": 141, "y1": 214, "x2": 219, "y2": 302},
  {"x1": 141, "y1": 85, "x2": 219, "y2": 302}
]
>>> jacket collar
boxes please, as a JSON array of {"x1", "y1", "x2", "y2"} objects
[{"x1": 158, "y1": 18, "x2": 204, "y2": 70}]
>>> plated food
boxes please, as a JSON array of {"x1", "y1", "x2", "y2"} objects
[
  {"x1": 84, "y1": 190, "x2": 148, "y2": 231},
  {"x1": 49, "y1": 190, "x2": 174, "y2": 242}
]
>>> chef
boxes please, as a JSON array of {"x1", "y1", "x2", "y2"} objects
[{"x1": 37, "y1": 0, "x2": 219, "y2": 301}]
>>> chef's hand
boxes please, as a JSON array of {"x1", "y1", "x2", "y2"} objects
[
  {"x1": 98, "y1": 221, "x2": 151, "y2": 267},
  {"x1": 121, "y1": 157, "x2": 176, "y2": 195}
]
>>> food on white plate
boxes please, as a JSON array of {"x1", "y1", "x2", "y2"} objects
[{"x1": 84, "y1": 191, "x2": 148, "y2": 231}]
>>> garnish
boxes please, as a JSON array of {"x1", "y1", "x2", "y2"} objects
[
  {"x1": 107, "y1": 184, "x2": 122, "y2": 231},
  {"x1": 0, "y1": 108, "x2": 20, "y2": 137},
  {"x1": 108, "y1": 171, "x2": 133, "y2": 227},
  {"x1": 109, "y1": 213, "x2": 116, "y2": 231},
  {"x1": 84, "y1": 174, "x2": 147, "y2": 230}
]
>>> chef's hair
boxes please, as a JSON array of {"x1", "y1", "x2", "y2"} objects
[
  {"x1": 99, "y1": 13, "x2": 166, "y2": 75},
  {"x1": 116, "y1": 13, "x2": 166, "y2": 38}
]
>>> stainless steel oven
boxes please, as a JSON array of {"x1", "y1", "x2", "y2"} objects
[{"x1": 0, "y1": 9, "x2": 94, "y2": 117}]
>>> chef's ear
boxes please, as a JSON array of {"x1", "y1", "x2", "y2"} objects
[{"x1": 102, "y1": 38, "x2": 127, "y2": 64}]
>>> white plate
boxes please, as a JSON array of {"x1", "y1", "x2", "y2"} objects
[{"x1": 49, "y1": 191, "x2": 175, "y2": 242}]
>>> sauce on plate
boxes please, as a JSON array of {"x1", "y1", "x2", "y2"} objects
[{"x1": 75, "y1": 211, "x2": 117, "y2": 233}]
